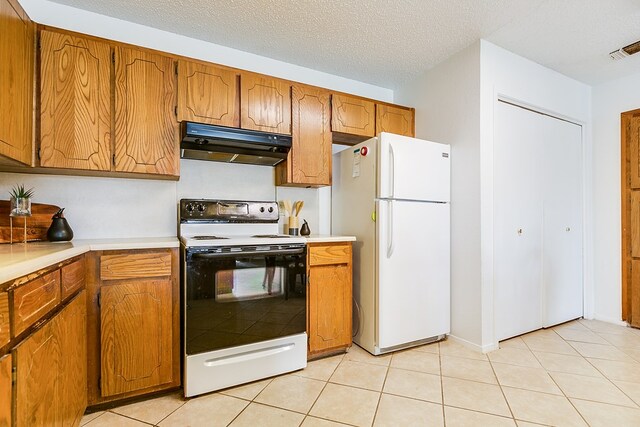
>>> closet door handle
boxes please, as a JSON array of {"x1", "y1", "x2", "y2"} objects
[{"x1": 517, "y1": 228, "x2": 523, "y2": 236}]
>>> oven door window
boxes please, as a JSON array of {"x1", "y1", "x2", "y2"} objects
[{"x1": 185, "y1": 248, "x2": 306, "y2": 355}]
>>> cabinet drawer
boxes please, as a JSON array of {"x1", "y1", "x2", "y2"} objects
[
  {"x1": 0, "y1": 292, "x2": 9, "y2": 347},
  {"x1": 100, "y1": 252, "x2": 172, "y2": 280},
  {"x1": 12, "y1": 270, "x2": 61, "y2": 337},
  {"x1": 309, "y1": 244, "x2": 352, "y2": 266},
  {"x1": 61, "y1": 258, "x2": 85, "y2": 299}
]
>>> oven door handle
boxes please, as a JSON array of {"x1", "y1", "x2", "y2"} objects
[{"x1": 191, "y1": 248, "x2": 305, "y2": 258}]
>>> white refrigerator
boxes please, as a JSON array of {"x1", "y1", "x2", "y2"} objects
[{"x1": 332, "y1": 132, "x2": 450, "y2": 355}]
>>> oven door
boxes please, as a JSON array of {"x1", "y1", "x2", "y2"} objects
[{"x1": 184, "y1": 245, "x2": 306, "y2": 355}]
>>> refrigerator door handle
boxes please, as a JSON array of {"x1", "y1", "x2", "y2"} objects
[
  {"x1": 389, "y1": 144, "x2": 396, "y2": 198},
  {"x1": 387, "y1": 200, "x2": 395, "y2": 258}
]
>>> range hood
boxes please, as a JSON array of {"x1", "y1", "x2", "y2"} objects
[{"x1": 180, "y1": 122, "x2": 292, "y2": 166}]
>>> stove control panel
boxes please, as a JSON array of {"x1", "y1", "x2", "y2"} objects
[{"x1": 180, "y1": 199, "x2": 279, "y2": 223}]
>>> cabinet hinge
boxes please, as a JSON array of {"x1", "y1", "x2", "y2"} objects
[
  {"x1": 112, "y1": 154, "x2": 116, "y2": 166},
  {"x1": 12, "y1": 366, "x2": 17, "y2": 385},
  {"x1": 175, "y1": 62, "x2": 178, "y2": 75},
  {"x1": 97, "y1": 376, "x2": 101, "y2": 392},
  {"x1": 37, "y1": 148, "x2": 41, "y2": 160},
  {"x1": 174, "y1": 106, "x2": 178, "y2": 117},
  {"x1": 112, "y1": 51, "x2": 115, "y2": 63},
  {"x1": 97, "y1": 291, "x2": 101, "y2": 308}
]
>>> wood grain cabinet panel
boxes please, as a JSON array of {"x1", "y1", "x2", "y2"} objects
[
  {"x1": 100, "y1": 279, "x2": 173, "y2": 396},
  {"x1": 39, "y1": 30, "x2": 112, "y2": 171},
  {"x1": 629, "y1": 115, "x2": 640, "y2": 190},
  {"x1": 178, "y1": 60, "x2": 239, "y2": 127},
  {"x1": 100, "y1": 252, "x2": 172, "y2": 280},
  {"x1": 0, "y1": 291, "x2": 8, "y2": 347},
  {"x1": 309, "y1": 244, "x2": 352, "y2": 266},
  {"x1": 375, "y1": 104, "x2": 414, "y2": 137},
  {"x1": 331, "y1": 94, "x2": 375, "y2": 138},
  {"x1": 240, "y1": 73, "x2": 291, "y2": 135},
  {"x1": 0, "y1": 354, "x2": 10, "y2": 426},
  {"x1": 0, "y1": 0, "x2": 34, "y2": 166},
  {"x1": 276, "y1": 85, "x2": 331, "y2": 187},
  {"x1": 12, "y1": 270, "x2": 61, "y2": 337},
  {"x1": 114, "y1": 46, "x2": 179, "y2": 176},
  {"x1": 61, "y1": 257, "x2": 85, "y2": 300}
]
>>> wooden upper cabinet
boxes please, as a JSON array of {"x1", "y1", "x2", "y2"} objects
[
  {"x1": 39, "y1": 30, "x2": 112, "y2": 171},
  {"x1": 0, "y1": 0, "x2": 34, "y2": 165},
  {"x1": 178, "y1": 60, "x2": 239, "y2": 127},
  {"x1": 628, "y1": 114, "x2": 640, "y2": 189},
  {"x1": 376, "y1": 104, "x2": 414, "y2": 137},
  {"x1": 114, "y1": 46, "x2": 179, "y2": 176},
  {"x1": 276, "y1": 85, "x2": 331, "y2": 187},
  {"x1": 331, "y1": 94, "x2": 375, "y2": 139},
  {"x1": 240, "y1": 73, "x2": 291, "y2": 135}
]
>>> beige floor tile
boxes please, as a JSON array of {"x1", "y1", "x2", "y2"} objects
[
  {"x1": 619, "y1": 346, "x2": 640, "y2": 363},
  {"x1": 390, "y1": 348, "x2": 440, "y2": 374},
  {"x1": 441, "y1": 355, "x2": 497, "y2": 384},
  {"x1": 598, "y1": 331, "x2": 640, "y2": 348},
  {"x1": 254, "y1": 375, "x2": 325, "y2": 413},
  {"x1": 612, "y1": 380, "x2": 640, "y2": 406},
  {"x1": 499, "y1": 337, "x2": 528, "y2": 349},
  {"x1": 80, "y1": 412, "x2": 104, "y2": 426},
  {"x1": 488, "y1": 347, "x2": 541, "y2": 368},
  {"x1": 553, "y1": 320, "x2": 590, "y2": 332},
  {"x1": 84, "y1": 412, "x2": 150, "y2": 427},
  {"x1": 571, "y1": 398, "x2": 640, "y2": 427},
  {"x1": 159, "y1": 393, "x2": 248, "y2": 427},
  {"x1": 439, "y1": 339, "x2": 488, "y2": 360},
  {"x1": 492, "y1": 363, "x2": 561, "y2": 394},
  {"x1": 549, "y1": 372, "x2": 637, "y2": 407},
  {"x1": 533, "y1": 351, "x2": 603, "y2": 377},
  {"x1": 343, "y1": 344, "x2": 391, "y2": 366},
  {"x1": 413, "y1": 341, "x2": 441, "y2": 354},
  {"x1": 309, "y1": 383, "x2": 380, "y2": 427},
  {"x1": 587, "y1": 358, "x2": 640, "y2": 383},
  {"x1": 515, "y1": 422, "x2": 547, "y2": 427},
  {"x1": 110, "y1": 393, "x2": 185, "y2": 424},
  {"x1": 301, "y1": 416, "x2": 350, "y2": 426},
  {"x1": 444, "y1": 406, "x2": 516, "y2": 427},
  {"x1": 569, "y1": 341, "x2": 633, "y2": 361},
  {"x1": 522, "y1": 328, "x2": 563, "y2": 340},
  {"x1": 382, "y1": 367, "x2": 442, "y2": 403},
  {"x1": 374, "y1": 394, "x2": 444, "y2": 426},
  {"x1": 555, "y1": 328, "x2": 610, "y2": 344},
  {"x1": 502, "y1": 387, "x2": 586, "y2": 426},
  {"x1": 441, "y1": 377, "x2": 510, "y2": 417},
  {"x1": 229, "y1": 403, "x2": 305, "y2": 427},
  {"x1": 330, "y1": 360, "x2": 388, "y2": 391},
  {"x1": 220, "y1": 378, "x2": 274, "y2": 400},
  {"x1": 294, "y1": 354, "x2": 343, "y2": 381},
  {"x1": 579, "y1": 319, "x2": 629, "y2": 334},
  {"x1": 522, "y1": 335, "x2": 580, "y2": 355}
]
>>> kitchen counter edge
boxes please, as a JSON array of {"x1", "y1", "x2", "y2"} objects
[{"x1": 0, "y1": 237, "x2": 179, "y2": 284}]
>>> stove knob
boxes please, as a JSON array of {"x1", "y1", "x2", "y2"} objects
[
  {"x1": 268, "y1": 207, "x2": 274, "y2": 213},
  {"x1": 197, "y1": 204, "x2": 206, "y2": 212},
  {"x1": 186, "y1": 204, "x2": 194, "y2": 212},
  {"x1": 260, "y1": 207, "x2": 265, "y2": 213}
]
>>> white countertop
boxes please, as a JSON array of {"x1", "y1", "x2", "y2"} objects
[
  {"x1": 303, "y1": 235, "x2": 356, "y2": 243},
  {"x1": 0, "y1": 237, "x2": 179, "y2": 285}
]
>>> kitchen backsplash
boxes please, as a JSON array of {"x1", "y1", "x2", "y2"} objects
[{"x1": 0, "y1": 159, "x2": 326, "y2": 239}]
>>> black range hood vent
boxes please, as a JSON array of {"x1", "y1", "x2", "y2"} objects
[{"x1": 180, "y1": 122, "x2": 292, "y2": 166}]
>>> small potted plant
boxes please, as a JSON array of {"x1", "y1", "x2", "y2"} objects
[{"x1": 9, "y1": 184, "x2": 34, "y2": 217}]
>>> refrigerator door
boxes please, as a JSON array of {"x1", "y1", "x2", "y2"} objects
[
  {"x1": 378, "y1": 133, "x2": 450, "y2": 202},
  {"x1": 376, "y1": 199, "x2": 450, "y2": 350}
]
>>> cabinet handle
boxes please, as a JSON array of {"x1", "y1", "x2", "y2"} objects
[
  {"x1": 517, "y1": 228, "x2": 523, "y2": 236},
  {"x1": 566, "y1": 227, "x2": 571, "y2": 232}
]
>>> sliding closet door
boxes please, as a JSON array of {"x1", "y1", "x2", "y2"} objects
[
  {"x1": 542, "y1": 115, "x2": 583, "y2": 327},
  {"x1": 494, "y1": 101, "x2": 544, "y2": 341}
]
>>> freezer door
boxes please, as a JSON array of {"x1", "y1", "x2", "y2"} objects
[
  {"x1": 378, "y1": 133, "x2": 450, "y2": 202},
  {"x1": 376, "y1": 199, "x2": 450, "y2": 349}
]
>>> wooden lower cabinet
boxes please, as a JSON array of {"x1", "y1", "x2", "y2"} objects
[
  {"x1": 307, "y1": 242, "x2": 353, "y2": 358},
  {"x1": 87, "y1": 248, "x2": 180, "y2": 405},
  {"x1": 0, "y1": 354, "x2": 11, "y2": 426},
  {"x1": 14, "y1": 291, "x2": 86, "y2": 427}
]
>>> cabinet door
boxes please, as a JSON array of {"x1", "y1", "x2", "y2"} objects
[
  {"x1": 331, "y1": 94, "x2": 375, "y2": 138},
  {"x1": 100, "y1": 279, "x2": 173, "y2": 396},
  {"x1": 177, "y1": 60, "x2": 239, "y2": 127},
  {"x1": 14, "y1": 316, "x2": 60, "y2": 427},
  {"x1": 240, "y1": 73, "x2": 291, "y2": 135},
  {"x1": 114, "y1": 46, "x2": 179, "y2": 176},
  {"x1": 0, "y1": 0, "x2": 34, "y2": 165},
  {"x1": 0, "y1": 354, "x2": 10, "y2": 427},
  {"x1": 308, "y1": 262, "x2": 352, "y2": 354},
  {"x1": 40, "y1": 31, "x2": 111, "y2": 171},
  {"x1": 58, "y1": 292, "x2": 87, "y2": 426},
  {"x1": 375, "y1": 104, "x2": 414, "y2": 137},
  {"x1": 277, "y1": 85, "x2": 331, "y2": 186}
]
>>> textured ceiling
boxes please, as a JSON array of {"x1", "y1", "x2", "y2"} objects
[{"x1": 45, "y1": 0, "x2": 640, "y2": 88}]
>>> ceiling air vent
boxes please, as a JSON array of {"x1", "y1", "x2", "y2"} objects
[{"x1": 610, "y1": 40, "x2": 640, "y2": 60}]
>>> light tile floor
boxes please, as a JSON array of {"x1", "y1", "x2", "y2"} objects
[{"x1": 81, "y1": 319, "x2": 640, "y2": 426}]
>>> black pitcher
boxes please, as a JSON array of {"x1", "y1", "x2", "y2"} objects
[{"x1": 47, "y1": 208, "x2": 74, "y2": 241}]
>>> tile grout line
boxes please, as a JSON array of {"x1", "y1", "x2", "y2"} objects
[
  {"x1": 485, "y1": 343, "x2": 517, "y2": 423},
  {"x1": 439, "y1": 342, "x2": 447, "y2": 427},
  {"x1": 580, "y1": 349, "x2": 640, "y2": 410},
  {"x1": 369, "y1": 352, "x2": 392, "y2": 427}
]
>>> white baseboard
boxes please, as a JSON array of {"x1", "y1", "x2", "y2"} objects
[
  {"x1": 591, "y1": 315, "x2": 628, "y2": 327},
  {"x1": 447, "y1": 334, "x2": 498, "y2": 354}
]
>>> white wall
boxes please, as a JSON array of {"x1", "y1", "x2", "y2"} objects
[
  {"x1": 592, "y1": 73, "x2": 640, "y2": 324},
  {"x1": 395, "y1": 42, "x2": 483, "y2": 348},
  {"x1": 2, "y1": 0, "x2": 394, "y2": 239}
]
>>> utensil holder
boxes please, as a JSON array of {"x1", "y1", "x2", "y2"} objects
[{"x1": 288, "y1": 216, "x2": 299, "y2": 236}]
